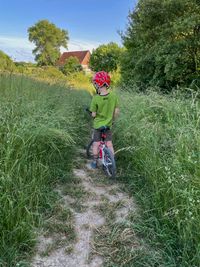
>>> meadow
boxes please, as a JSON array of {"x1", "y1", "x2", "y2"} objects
[
  {"x1": 114, "y1": 90, "x2": 200, "y2": 266},
  {"x1": 0, "y1": 73, "x2": 199, "y2": 266},
  {"x1": 0, "y1": 74, "x2": 90, "y2": 266},
  {"x1": 16, "y1": 65, "x2": 95, "y2": 95}
]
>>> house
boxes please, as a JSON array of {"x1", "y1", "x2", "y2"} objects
[{"x1": 57, "y1": 50, "x2": 91, "y2": 72}]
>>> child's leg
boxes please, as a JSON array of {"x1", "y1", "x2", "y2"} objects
[
  {"x1": 92, "y1": 129, "x2": 101, "y2": 161},
  {"x1": 90, "y1": 141, "x2": 100, "y2": 169},
  {"x1": 105, "y1": 130, "x2": 114, "y2": 155},
  {"x1": 106, "y1": 141, "x2": 114, "y2": 155},
  {"x1": 92, "y1": 141, "x2": 100, "y2": 160}
]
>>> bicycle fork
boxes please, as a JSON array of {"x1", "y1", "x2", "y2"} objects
[{"x1": 99, "y1": 143, "x2": 106, "y2": 166}]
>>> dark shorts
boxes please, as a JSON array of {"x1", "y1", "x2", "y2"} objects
[{"x1": 93, "y1": 128, "x2": 112, "y2": 142}]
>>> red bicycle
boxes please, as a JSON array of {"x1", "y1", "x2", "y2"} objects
[{"x1": 86, "y1": 125, "x2": 116, "y2": 178}]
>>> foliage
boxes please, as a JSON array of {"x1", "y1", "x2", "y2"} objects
[
  {"x1": 15, "y1": 62, "x2": 37, "y2": 67},
  {"x1": 14, "y1": 64, "x2": 94, "y2": 93},
  {"x1": 110, "y1": 68, "x2": 121, "y2": 88},
  {"x1": 90, "y1": 42, "x2": 123, "y2": 73},
  {"x1": 121, "y1": 0, "x2": 200, "y2": 91},
  {"x1": 14, "y1": 62, "x2": 94, "y2": 93},
  {"x1": 67, "y1": 71, "x2": 95, "y2": 94},
  {"x1": 28, "y1": 20, "x2": 69, "y2": 66},
  {"x1": 32, "y1": 66, "x2": 67, "y2": 80},
  {"x1": 0, "y1": 50, "x2": 16, "y2": 72},
  {"x1": 114, "y1": 89, "x2": 200, "y2": 266},
  {"x1": 15, "y1": 62, "x2": 37, "y2": 70},
  {"x1": 60, "y1": 56, "x2": 83, "y2": 75}
]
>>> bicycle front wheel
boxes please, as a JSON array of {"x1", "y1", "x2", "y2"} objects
[{"x1": 103, "y1": 147, "x2": 116, "y2": 178}]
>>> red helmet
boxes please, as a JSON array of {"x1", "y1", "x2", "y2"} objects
[{"x1": 92, "y1": 71, "x2": 111, "y2": 90}]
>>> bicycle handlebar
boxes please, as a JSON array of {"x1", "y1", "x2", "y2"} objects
[{"x1": 85, "y1": 107, "x2": 92, "y2": 114}]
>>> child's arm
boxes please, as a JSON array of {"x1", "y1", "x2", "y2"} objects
[
  {"x1": 114, "y1": 107, "x2": 120, "y2": 119},
  {"x1": 92, "y1": 112, "x2": 96, "y2": 118},
  {"x1": 113, "y1": 95, "x2": 120, "y2": 120},
  {"x1": 112, "y1": 108, "x2": 119, "y2": 126},
  {"x1": 90, "y1": 96, "x2": 97, "y2": 118}
]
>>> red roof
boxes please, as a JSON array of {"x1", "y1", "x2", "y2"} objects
[{"x1": 57, "y1": 50, "x2": 91, "y2": 66}]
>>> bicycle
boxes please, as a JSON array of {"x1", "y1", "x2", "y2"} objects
[{"x1": 85, "y1": 108, "x2": 116, "y2": 178}]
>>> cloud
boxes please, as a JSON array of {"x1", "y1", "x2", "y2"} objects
[
  {"x1": 0, "y1": 36, "x2": 35, "y2": 62},
  {"x1": 67, "y1": 39, "x2": 101, "y2": 52},
  {"x1": 0, "y1": 35, "x2": 101, "y2": 62}
]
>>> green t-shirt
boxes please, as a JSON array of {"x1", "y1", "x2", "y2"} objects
[{"x1": 90, "y1": 91, "x2": 119, "y2": 129}]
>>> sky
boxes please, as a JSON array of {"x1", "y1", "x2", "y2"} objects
[{"x1": 0, "y1": 0, "x2": 137, "y2": 62}]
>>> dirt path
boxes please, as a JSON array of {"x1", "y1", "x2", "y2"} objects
[{"x1": 31, "y1": 151, "x2": 137, "y2": 267}]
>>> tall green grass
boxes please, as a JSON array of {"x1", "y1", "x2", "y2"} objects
[
  {"x1": 114, "y1": 90, "x2": 200, "y2": 266},
  {"x1": 0, "y1": 74, "x2": 90, "y2": 266}
]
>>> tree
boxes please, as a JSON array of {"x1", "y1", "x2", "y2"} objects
[
  {"x1": 60, "y1": 56, "x2": 83, "y2": 75},
  {"x1": 90, "y1": 42, "x2": 123, "y2": 73},
  {"x1": 28, "y1": 20, "x2": 69, "y2": 66},
  {"x1": 121, "y1": 0, "x2": 200, "y2": 91},
  {"x1": 0, "y1": 50, "x2": 15, "y2": 72}
]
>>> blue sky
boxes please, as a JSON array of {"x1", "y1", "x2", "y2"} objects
[{"x1": 0, "y1": 0, "x2": 136, "y2": 62}]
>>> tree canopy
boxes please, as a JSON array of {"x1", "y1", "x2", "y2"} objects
[
  {"x1": 28, "y1": 20, "x2": 69, "y2": 66},
  {"x1": 121, "y1": 0, "x2": 200, "y2": 91},
  {"x1": 90, "y1": 42, "x2": 123, "y2": 73}
]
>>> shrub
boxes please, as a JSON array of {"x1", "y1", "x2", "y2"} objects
[
  {"x1": 60, "y1": 56, "x2": 83, "y2": 75},
  {"x1": 0, "y1": 50, "x2": 16, "y2": 72}
]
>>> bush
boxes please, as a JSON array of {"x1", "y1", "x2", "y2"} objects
[
  {"x1": 0, "y1": 50, "x2": 16, "y2": 72},
  {"x1": 67, "y1": 71, "x2": 95, "y2": 94},
  {"x1": 60, "y1": 56, "x2": 83, "y2": 75}
]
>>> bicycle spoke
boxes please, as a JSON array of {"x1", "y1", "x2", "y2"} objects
[{"x1": 102, "y1": 147, "x2": 116, "y2": 178}]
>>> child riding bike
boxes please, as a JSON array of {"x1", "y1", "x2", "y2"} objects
[{"x1": 89, "y1": 71, "x2": 120, "y2": 169}]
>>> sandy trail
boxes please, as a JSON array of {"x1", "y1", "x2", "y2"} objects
[{"x1": 32, "y1": 155, "x2": 136, "y2": 267}]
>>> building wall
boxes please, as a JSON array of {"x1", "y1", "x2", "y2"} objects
[{"x1": 82, "y1": 52, "x2": 91, "y2": 66}]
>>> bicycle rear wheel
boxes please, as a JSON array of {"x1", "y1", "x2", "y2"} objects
[
  {"x1": 86, "y1": 139, "x2": 94, "y2": 158},
  {"x1": 103, "y1": 147, "x2": 116, "y2": 178}
]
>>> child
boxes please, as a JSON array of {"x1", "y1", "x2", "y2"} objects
[{"x1": 89, "y1": 71, "x2": 119, "y2": 169}]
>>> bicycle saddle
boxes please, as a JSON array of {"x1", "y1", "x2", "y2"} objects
[{"x1": 98, "y1": 126, "x2": 110, "y2": 132}]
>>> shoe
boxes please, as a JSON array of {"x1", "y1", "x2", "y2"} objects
[{"x1": 90, "y1": 161, "x2": 97, "y2": 169}]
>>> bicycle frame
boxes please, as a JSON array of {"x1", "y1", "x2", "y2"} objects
[
  {"x1": 86, "y1": 122, "x2": 116, "y2": 177},
  {"x1": 96, "y1": 129, "x2": 107, "y2": 164},
  {"x1": 98, "y1": 141, "x2": 106, "y2": 166},
  {"x1": 97, "y1": 136, "x2": 116, "y2": 177}
]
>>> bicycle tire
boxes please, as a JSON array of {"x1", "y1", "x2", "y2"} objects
[
  {"x1": 86, "y1": 139, "x2": 94, "y2": 158},
  {"x1": 103, "y1": 147, "x2": 116, "y2": 178}
]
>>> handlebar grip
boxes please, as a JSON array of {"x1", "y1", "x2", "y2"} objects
[{"x1": 85, "y1": 107, "x2": 92, "y2": 114}]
